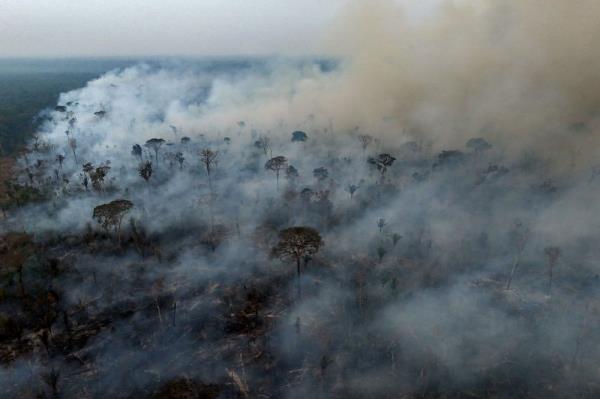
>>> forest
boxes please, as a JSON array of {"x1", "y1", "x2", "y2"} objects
[
  {"x1": 2, "y1": 1, "x2": 600, "y2": 397},
  {"x1": 0, "y1": 58, "x2": 599, "y2": 398}
]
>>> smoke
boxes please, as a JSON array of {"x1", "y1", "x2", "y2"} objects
[
  {"x1": 319, "y1": 0, "x2": 600, "y2": 166},
  {"x1": 2, "y1": 1, "x2": 600, "y2": 398}
]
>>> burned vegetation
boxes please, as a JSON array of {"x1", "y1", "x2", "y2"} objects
[{"x1": 1, "y1": 64, "x2": 600, "y2": 399}]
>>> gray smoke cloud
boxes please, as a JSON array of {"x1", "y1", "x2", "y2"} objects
[{"x1": 2, "y1": 1, "x2": 600, "y2": 398}]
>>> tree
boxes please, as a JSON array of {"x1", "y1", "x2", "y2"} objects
[
  {"x1": 377, "y1": 218, "x2": 387, "y2": 233},
  {"x1": 368, "y1": 153, "x2": 396, "y2": 182},
  {"x1": 272, "y1": 226, "x2": 323, "y2": 297},
  {"x1": 68, "y1": 137, "x2": 78, "y2": 164},
  {"x1": 255, "y1": 135, "x2": 272, "y2": 158},
  {"x1": 176, "y1": 152, "x2": 185, "y2": 169},
  {"x1": 265, "y1": 156, "x2": 288, "y2": 191},
  {"x1": 286, "y1": 165, "x2": 299, "y2": 183},
  {"x1": 145, "y1": 138, "x2": 166, "y2": 164},
  {"x1": 200, "y1": 149, "x2": 218, "y2": 189},
  {"x1": 313, "y1": 167, "x2": 328, "y2": 181},
  {"x1": 56, "y1": 154, "x2": 65, "y2": 171},
  {"x1": 92, "y1": 199, "x2": 133, "y2": 244},
  {"x1": 139, "y1": 161, "x2": 152, "y2": 182},
  {"x1": 90, "y1": 165, "x2": 110, "y2": 192},
  {"x1": 544, "y1": 246, "x2": 561, "y2": 296},
  {"x1": 292, "y1": 131, "x2": 308, "y2": 142},
  {"x1": 131, "y1": 144, "x2": 143, "y2": 161},
  {"x1": 180, "y1": 136, "x2": 191, "y2": 145},
  {"x1": 466, "y1": 137, "x2": 492, "y2": 153},
  {"x1": 358, "y1": 134, "x2": 373, "y2": 157},
  {"x1": 82, "y1": 163, "x2": 110, "y2": 192},
  {"x1": 346, "y1": 184, "x2": 359, "y2": 199}
]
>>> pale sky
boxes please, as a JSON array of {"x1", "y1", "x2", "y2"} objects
[{"x1": 0, "y1": 0, "x2": 346, "y2": 57}]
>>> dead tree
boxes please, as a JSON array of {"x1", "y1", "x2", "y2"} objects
[
  {"x1": 68, "y1": 137, "x2": 78, "y2": 164},
  {"x1": 199, "y1": 148, "x2": 218, "y2": 189}
]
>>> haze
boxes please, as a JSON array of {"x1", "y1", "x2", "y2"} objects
[{"x1": 0, "y1": 0, "x2": 347, "y2": 57}]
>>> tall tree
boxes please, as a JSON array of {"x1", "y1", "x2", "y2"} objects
[
  {"x1": 93, "y1": 199, "x2": 134, "y2": 245},
  {"x1": 368, "y1": 153, "x2": 396, "y2": 183},
  {"x1": 68, "y1": 137, "x2": 78, "y2": 165},
  {"x1": 358, "y1": 134, "x2": 373, "y2": 158},
  {"x1": 265, "y1": 156, "x2": 288, "y2": 191},
  {"x1": 199, "y1": 148, "x2": 219, "y2": 189},
  {"x1": 131, "y1": 144, "x2": 143, "y2": 162},
  {"x1": 145, "y1": 138, "x2": 166, "y2": 164},
  {"x1": 272, "y1": 226, "x2": 323, "y2": 297}
]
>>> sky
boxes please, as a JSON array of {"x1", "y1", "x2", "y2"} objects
[{"x1": 0, "y1": 0, "x2": 346, "y2": 57}]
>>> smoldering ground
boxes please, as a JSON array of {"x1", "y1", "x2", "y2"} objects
[{"x1": 1, "y1": 0, "x2": 600, "y2": 398}]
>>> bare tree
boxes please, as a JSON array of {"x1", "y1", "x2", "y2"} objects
[
  {"x1": 56, "y1": 154, "x2": 65, "y2": 171},
  {"x1": 200, "y1": 148, "x2": 219, "y2": 189},
  {"x1": 256, "y1": 135, "x2": 272, "y2": 158},
  {"x1": 272, "y1": 226, "x2": 323, "y2": 297},
  {"x1": 358, "y1": 134, "x2": 373, "y2": 158},
  {"x1": 93, "y1": 199, "x2": 133, "y2": 244},
  {"x1": 145, "y1": 138, "x2": 166, "y2": 164},
  {"x1": 68, "y1": 137, "x2": 78, "y2": 164},
  {"x1": 265, "y1": 156, "x2": 288, "y2": 191}
]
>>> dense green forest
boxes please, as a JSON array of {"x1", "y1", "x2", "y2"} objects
[
  {"x1": 0, "y1": 73, "x2": 92, "y2": 155},
  {"x1": 0, "y1": 59, "x2": 140, "y2": 155}
]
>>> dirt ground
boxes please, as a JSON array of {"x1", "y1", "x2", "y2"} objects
[{"x1": 0, "y1": 156, "x2": 14, "y2": 214}]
